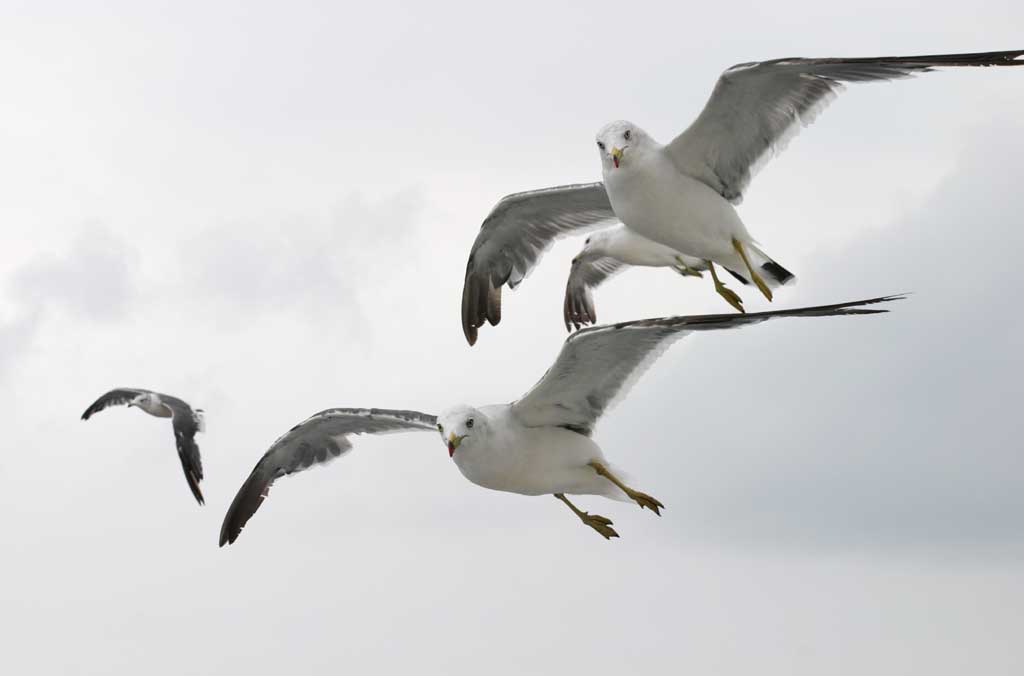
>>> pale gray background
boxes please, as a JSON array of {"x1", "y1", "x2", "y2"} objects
[{"x1": 2, "y1": 1, "x2": 1023, "y2": 674}]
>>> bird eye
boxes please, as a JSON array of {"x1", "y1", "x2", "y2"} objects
[
  {"x1": 437, "y1": 424, "x2": 443, "y2": 433},
  {"x1": 466, "y1": 418, "x2": 474, "y2": 429},
  {"x1": 624, "y1": 130, "x2": 631, "y2": 141},
  {"x1": 596, "y1": 141, "x2": 605, "y2": 150},
  {"x1": 585, "y1": 237, "x2": 591, "y2": 245}
]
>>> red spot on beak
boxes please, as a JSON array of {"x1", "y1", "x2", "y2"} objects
[
  {"x1": 613, "y1": 156, "x2": 619, "y2": 168},
  {"x1": 448, "y1": 441, "x2": 455, "y2": 457}
]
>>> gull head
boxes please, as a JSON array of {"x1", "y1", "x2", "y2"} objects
[
  {"x1": 572, "y1": 230, "x2": 613, "y2": 264},
  {"x1": 436, "y1": 405, "x2": 487, "y2": 458},
  {"x1": 595, "y1": 120, "x2": 650, "y2": 170},
  {"x1": 128, "y1": 392, "x2": 156, "y2": 409}
]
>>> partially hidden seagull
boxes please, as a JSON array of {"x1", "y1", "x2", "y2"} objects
[
  {"x1": 461, "y1": 184, "x2": 708, "y2": 345},
  {"x1": 461, "y1": 49, "x2": 1022, "y2": 344},
  {"x1": 220, "y1": 295, "x2": 901, "y2": 546},
  {"x1": 81, "y1": 388, "x2": 207, "y2": 505}
]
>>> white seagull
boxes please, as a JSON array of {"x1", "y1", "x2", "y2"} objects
[
  {"x1": 81, "y1": 388, "x2": 207, "y2": 505},
  {"x1": 220, "y1": 295, "x2": 900, "y2": 546},
  {"x1": 461, "y1": 49, "x2": 1022, "y2": 344}
]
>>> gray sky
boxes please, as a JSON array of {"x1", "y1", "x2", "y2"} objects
[{"x1": 2, "y1": 2, "x2": 1023, "y2": 674}]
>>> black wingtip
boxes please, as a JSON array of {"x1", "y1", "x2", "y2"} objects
[
  {"x1": 761, "y1": 260, "x2": 795, "y2": 285},
  {"x1": 219, "y1": 467, "x2": 272, "y2": 547},
  {"x1": 725, "y1": 268, "x2": 752, "y2": 286},
  {"x1": 185, "y1": 471, "x2": 205, "y2": 506}
]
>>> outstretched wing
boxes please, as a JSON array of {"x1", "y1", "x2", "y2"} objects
[
  {"x1": 563, "y1": 256, "x2": 625, "y2": 332},
  {"x1": 163, "y1": 396, "x2": 205, "y2": 506},
  {"x1": 461, "y1": 183, "x2": 619, "y2": 345},
  {"x1": 219, "y1": 407, "x2": 438, "y2": 546},
  {"x1": 80, "y1": 388, "x2": 149, "y2": 419},
  {"x1": 667, "y1": 49, "x2": 1024, "y2": 204},
  {"x1": 513, "y1": 295, "x2": 903, "y2": 435}
]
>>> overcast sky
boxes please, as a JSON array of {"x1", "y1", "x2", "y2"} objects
[{"x1": 2, "y1": 2, "x2": 1023, "y2": 674}]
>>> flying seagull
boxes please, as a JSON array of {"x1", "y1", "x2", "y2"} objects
[
  {"x1": 461, "y1": 49, "x2": 1022, "y2": 344},
  {"x1": 220, "y1": 295, "x2": 901, "y2": 546},
  {"x1": 81, "y1": 388, "x2": 207, "y2": 505},
  {"x1": 460, "y1": 185, "x2": 709, "y2": 344}
]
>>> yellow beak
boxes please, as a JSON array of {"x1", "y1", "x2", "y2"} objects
[
  {"x1": 447, "y1": 432, "x2": 464, "y2": 455},
  {"x1": 611, "y1": 146, "x2": 623, "y2": 167}
]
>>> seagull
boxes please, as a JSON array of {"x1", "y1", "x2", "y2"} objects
[
  {"x1": 81, "y1": 388, "x2": 207, "y2": 505},
  {"x1": 220, "y1": 295, "x2": 901, "y2": 546},
  {"x1": 461, "y1": 49, "x2": 1023, "y2": 344},
  {"x1": 564, "y1": 225, "x2": 715, "y2": 331},
  {"x1": 461, "y1": 184, "x2": 712, "y2": 345}
]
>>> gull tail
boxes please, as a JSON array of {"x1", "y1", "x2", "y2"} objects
[{"x1": 747, "y1": 243, "x2": 796, "y2": 287}]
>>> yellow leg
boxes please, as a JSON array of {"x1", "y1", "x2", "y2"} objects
[
  {"x1": 555, "y1": 493, "x2": 618, "y2": 540},
  {"x1": 731, "y1": 238, "x2": 773, "y2": 301},
  {"x1": 707, "y1": 261, "x2": 745, "y2": 313},
  {"x1": 674, "y1": 255, "x2": 704, "y2": 278},
  {"x1": 588, "y1": 461, "x2": 664, "y2": 516}
]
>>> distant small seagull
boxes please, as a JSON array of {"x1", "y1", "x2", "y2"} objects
[
  {"x1": 81, "y1": 388, "x2": 206, "y2": 505},
  {"x1": 220, "y1": 295, "x2": 901, "y2": 546},
  {"x1": 461, "y1": 49, "x2": 1022, "y2": 344}
]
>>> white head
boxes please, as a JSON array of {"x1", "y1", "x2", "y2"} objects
[
  {"x1": 595, "y1": 120, "x2": 653, "y2": 171},
  {"x1": 572, "y1": 229, "x2": 614, "y2": 264},
  {"x1": 436, "y1": 405, "x2": 488, "y2": 458},
  {"x1": 128, "y1": 392, "x2": 157, "y2": 409}
]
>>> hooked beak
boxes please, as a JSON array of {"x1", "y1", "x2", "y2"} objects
[
  {"x1": 447, "y1": 432, "x2": 465, "y2": 457},
  {"x1": 611, "y1": 146, "x2": 623, "y2": 168}
]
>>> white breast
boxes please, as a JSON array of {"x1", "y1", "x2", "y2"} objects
[
  {"x1": 451, "y1": 406, "x2": 618, "y2": 498},
  {"x1": 603, "y1": 148, "x2": 750, "y2": 263}
]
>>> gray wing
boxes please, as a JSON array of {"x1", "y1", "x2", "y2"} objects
[
  {"x1": 461, "y1": 182, "x2": 619, "y2": 345},
  {"x1": 219, "y1": 407, "x2": 438, "y2": 546},
  {"x1": 162, "y1": 395, "x2": 205, "y2": 506},
  {"x1": 563, "y1": 256, "x2": 625, "y2": 332},
  {"x1": 80, "y1": 388, "x2": 149, "y2": 419},
  {"x1": 512, "y1": 295, "x2": 903, "y2": 435},
  {"x1": 667, "y1": 49, "x2": 1024, "y2": 204}
]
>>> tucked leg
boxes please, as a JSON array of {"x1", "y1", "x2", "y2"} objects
[
  {"x1": 554, "y1": 493, "x2": 618, "y2": 540},
  {"x1": 731, "y1": 237, "x2": 773, "y2": 301},
  {"x1": 587, "y1": 460, "x2": 665, "y2": 516},
  {"x1": 707, "y1": 260, "x2": 745, "y2": 313},
  {"x1": 674, "y1": 255, "x2": 704, "y2": 278}
]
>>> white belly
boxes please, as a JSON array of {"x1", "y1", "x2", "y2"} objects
[
  {"x1": 451, "y1": 411, "x2": 620, "y2": 499},
  {"x1": 610, "y1": 227, "x2": 698, "y2": 268},
  {"x1": 604, "y1": 150, "x2": 751, "y2": 265}
]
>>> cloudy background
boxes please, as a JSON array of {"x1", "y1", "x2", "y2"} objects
[{"x1": 2, "y1": 1, "x2": 1023, "y2": 674}]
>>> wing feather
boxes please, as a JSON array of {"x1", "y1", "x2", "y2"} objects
[
  {"x1": 563, "y1": 257, "x2": 625, "y2": 332},
  {"x1": 461, "y1": 183, "x2": 618, "y2": 345},
  {"x1": 514, "y1": 295, "x2": 904, "y2": 435},
  {"x1": 163, "y1": 396, "x2": 205, "y2": 506},
  {"x1": 219, "y1": 407, "x2": 437, "y2": 546},
  {"x1": 667, "y1": 49, "x2": 1024, "y2": 203},
  {"x1": 80, "y1": 388, "x2": 148, "y2": 419}
]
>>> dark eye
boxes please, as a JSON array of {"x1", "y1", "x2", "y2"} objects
[
  {"x1": 466, "y1": 418, "x2": 474, "y2": 429},
  {"x1": 437, "y1": 424, "x2": 443, "y2": 433},
  {"x1": 585, "y1": 237, "x2": 591, "y2": 245},
  {"x1": 624, "y1": 130, "x2": 631, "y2": 141},
  {"x1": 596, "y1": 141, "x2": 605, "y2": 150}
]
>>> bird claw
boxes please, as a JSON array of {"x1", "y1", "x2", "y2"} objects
[
  {"x1": 674, "y1": 265, "x2": 704, "y2": 278},
  {"x1": 674, "y1": 257, "x2": 704, "y2": 278},
  {"x1": 715, "y1": 283, "x2": 745, "y2": 313},
  {"x1": 580, "y1": 512, "x2": 619, "y2": 539},
  {"x1": 627, "y1": 490, "x2": 665, "y2": 516}
]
